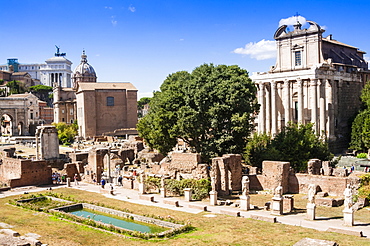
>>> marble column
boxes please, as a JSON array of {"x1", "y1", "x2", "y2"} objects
[
  {"x1": 283, "y1": 80, "x2": 291, "y2": 126},
  {"x1": 327, "y1": 79, "x2": 336, "y2": 140},
  {"x1": 258, "y1": 83, "x2": 266, "y2": 132},
  {"x1": 271, "y1": 81, "x2": 277, "y2": 135},
  {"x1": 310, "y1": 79, "x2": 318, "y2": 133},
  {"x1": 265, "y1": 83, "x2": 271, "y2": 133},
  {"x1": 297, "y1": 79, "x2": 304, "y2": 124},
  {"x1": 318, "y1": 79, "x2": 326, "y2": 135}
]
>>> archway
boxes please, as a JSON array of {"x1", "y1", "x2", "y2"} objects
[{"x1": 1, "y1": 114, "x2": 13, "y2": 136}]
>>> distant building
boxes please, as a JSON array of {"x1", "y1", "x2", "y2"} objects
[
  {"x1": 0, "y1": 93, "x2": 49, "y2": 135},
  {"x1": 251, "y1": 20, "x2": 370, "y2": 152},
  {"x1": 53, "y1": 50, "x2": 138, "y2": 139},
  {"x1": 0, "y1": 46, "x2": 73, "y2": 88}
]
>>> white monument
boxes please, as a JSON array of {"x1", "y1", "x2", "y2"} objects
[
  {"x1": 343, "y1": 184, "x2": 354, "y2": 226},
  {"x1": 239, "y1": 176, "x2": 251, "y2": 210},
  {"x1": 306, "y1": 184, "x2": 316, "y2": 220},
  {"x1": 271, "y1": 185, "x2": 283, "y2": 215}
]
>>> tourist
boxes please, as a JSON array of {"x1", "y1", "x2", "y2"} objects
[
  {"x1": 52, "y1": 173, "x2": 56, "y2": 184},
  {"x1": 74, "y1": 174, "x2": 79, "y2": 186},
  {"x1": 101, "y1": 178, "x2": 106, "y2": 189},
  {"x1": 118, "y1": 175, "x2": 123, "y2": 186}
]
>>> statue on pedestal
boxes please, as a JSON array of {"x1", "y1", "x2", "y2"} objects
[
  {"x1": 242, "y1": 176, "x2": 250, "y2": 196},
  {"x1": 274, "y1": 185, "x2": 283, "y2": 198},
  {"x1": 307, "y1": 184, "x2": 316, "y2": 204},
  {"x1": 343, "y1": 184, "x2": 353, "y2": 210}
]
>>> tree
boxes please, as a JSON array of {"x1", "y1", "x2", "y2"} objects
[
  {"x1": 137, "y1": 64, "x2": 259, "y2": 162},
  {"x1": 244, "y1": 123, "x2": 332, "y2": 172},
  {"x1": 6, "y1": 80, "x2": 26, "y2": 95},
  {"x1": 52, "y1": 121, "x2": 78, "y2": 145},
  {"x1": 350, "y1": 82, "x2": 370, "y2": 151},
  {"x1": 29, "y1": 85, "x2": 53, "y2": 107}
]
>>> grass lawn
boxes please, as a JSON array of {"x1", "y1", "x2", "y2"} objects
[{"x1": 1, "y1": 189, "x2": 370, "y2": 245}]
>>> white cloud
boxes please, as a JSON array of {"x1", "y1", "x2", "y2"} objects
[
  {"x1": 233, "y1": 39, "x2": 276, "y2": 60},
  {"x1": 105, "y1": 6, "x2": 112, "y2": 10},
  {"x1": 111, "y1": 16, "x2": 117, "y2": 26},
  {"x1": 179, "y1": 38, "x2": 184, "y2": 41},
  {"x1": 128, "y1": 5, "x2": 136, "y2": 12},
  {"x1": 279, "y1": 15, "x2": 307, "y2": 27},
  {"x1": 364, "y1": 55, "x2": 370, "y2": 63}
]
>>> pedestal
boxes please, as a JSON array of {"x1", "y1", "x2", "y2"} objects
[
  {"x1": 306, "y1": 203, "x2": 316, "y2": 220},
  {"x1": 271, "y1": 197, "x2": 283, "y2": 215},
  {"x1": 138, "y1": 182, "x2": 146, "y2": 194},
  {"x1": 160, "y1": 187, "x2": 166, "y2": 198},
  {"x1": 209, "y1": 191, "x2": 218, "y2": 205},
  {"x1": 66, "y1": 177, "x2": 71, "y2": 187},
  {"x1": 343, "y1": 208, "x2": 354, "y2": 226},
  {"x1": 184, "y1": 188, "x2": 192, "y2": 202},
  {"x1": 239, "y1": 195, "x2": 251, "y2": 211}
]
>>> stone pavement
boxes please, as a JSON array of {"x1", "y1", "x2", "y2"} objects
[{"x1": 1, "y1": 182, "x2": 369, "y2": 238}]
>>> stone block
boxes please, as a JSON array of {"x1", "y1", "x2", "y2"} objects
[
  {"x1": 0, "y1": 229, "x2": 20, "y2": 237},
  {"x1": 327, "y1": 227, "x2": 363, "y2": 237},
  {"x1": 184, "y1": 188, "x2": 192, "y2": 202},
  {"x1": 306, "y1": 203, "x2": 316, "y2": 220},
  {"x1": 271, "y1": 197, "x2": 283, "y2": 215},
  {"x1": 163, "y1": 199, "x2": 179, "y2": 207},
  {"x1": 262, "y1": 161, "x2": 290, "y2": 193},
  {"x1": 209, "y1": 191, "x2": 218, "y2": 206},
  {"x1": 250, "y1": 214, "x2": 277, "y2": 223},
  {"x1": 188, "y1": 204, "x2": 207, "y2": 211},
  {"x1": 343, "y1": 208, "x2": 354, "y2": 226},
  {"x1": 283, "y1": 195, "x2": 294, "y2": 213},
  {"x1": 239, "y1": 195, "x2": 250, "y2": 211},
  {"x1": 139, "y1": 195, "x2": 155, "y2": 202},
  {"x1": 294, "y1": 238, "x2": 338, "y2": 246},
  {"x1": 316, "y1": 197, "x2": 344, "y2": 207},
  {"x1": 220, "y1": 209, "x2": 240, "y2": 217}
]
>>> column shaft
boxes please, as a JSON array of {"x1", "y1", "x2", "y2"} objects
[
  {"x1": 284, "y1": 80, "x2": 291, "y2": 126},
  {"x1": 271, "y1": 81, "x2": 277, "y2": 135},
  {"x1": 310, "y1": 79, "x2": 318, "y2": 133},
  {"x1": 297, "y1": 79, "x2": 304, "y2": 124}
]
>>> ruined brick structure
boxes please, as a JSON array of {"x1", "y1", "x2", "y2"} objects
[
  {"x1": 249, "y1": 160, "x2": 359, "y2": 196},
  {"x1": 211, "y1": 154, "x2": 243, "y2": 196},
  {"x1": 0, "y1": 147, "x2": 51, "y2": 187},
  {"x1": 149, "y1": 152, "x2": 208, "y2": 180}
]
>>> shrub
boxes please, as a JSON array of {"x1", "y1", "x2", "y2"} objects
[{"x1": 356, "y1": 153, "x2": 368, "y2": 159}]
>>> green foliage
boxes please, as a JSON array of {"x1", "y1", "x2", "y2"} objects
[
  {"x1": 137, "y1": 64, "x2": 259, "y2": 162},
  {"x1": 356, "y1": 153, "x2": 368, "y2": 159},
  {"x1": 138, "y1": 97, "x2": 151, "y2": 109},
  {"x1": 244, "y1": 123, "x2": 333, "y2": 172},
  {"x1": 6, "y1": 80, "x2": 26, "y2": 95},
  {"x1": 166, "y1": 178, "x2": 211, "y2": 200},
  {"x1": 52, "y1": 121, "x2": 78, "y2": 145},
  {"x1": 0, "y1": 79, "x2": 4, "y2": 85},
  {"x1": 350, "y1": 82, "x2": 370, "y2": 151},
  {"x1": 357, "y1": 174, "x2": 370, "y2": 200},
  {"x1": 29, "y1": 85, "x2": 53, "y2": 92},
  {"x1": 143, "y1": 177, "x2": 211, "y2": 200}
]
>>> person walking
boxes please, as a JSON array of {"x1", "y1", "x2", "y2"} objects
[
  {"x1": 118, "y1": 175, "x2": 123, "y2": 186},
  {"x1": 74, "y1": 174, "x2": 79, "y2": 186},
  {"x1": 101, "y1": 178, "x2": 106, "y2": 189}
]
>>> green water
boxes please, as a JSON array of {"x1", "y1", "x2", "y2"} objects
[{"x1": 70, "y1": 209, "x2": 153, "y2": 233}]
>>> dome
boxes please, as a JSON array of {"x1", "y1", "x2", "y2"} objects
[
  {"x1": 73, "y1": 51, "x2": 96, "y2": 76},
  {"x1": 72, "y1": 50, "x2": 97, "y2": 87}
]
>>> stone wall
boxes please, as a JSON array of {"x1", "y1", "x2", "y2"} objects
[
  {"x1": 248, "y1": 160, "x2": 356, "y2": 196},
  {"x1": 288, "y1": 173, "x2": 349, "y2": 196},
  {"x1": 261, "y1": 161, "x2": 290, "y2": 193},
  {"x1": 211, "y1": 154, "x2": 242, "y2": 195},
  {"x1": 0, "y1": 157, "x2": 51, "y2": 187}
]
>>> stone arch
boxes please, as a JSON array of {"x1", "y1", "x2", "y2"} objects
[{"x1": 1, "y1": 113, "x2": 13, "y2": 136}]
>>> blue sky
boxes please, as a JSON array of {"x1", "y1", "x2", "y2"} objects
[{"x1": 1, "y1": 0, "x2": 369, "y2": 98}]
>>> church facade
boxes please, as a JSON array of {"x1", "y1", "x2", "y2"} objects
[
  {"x1": 53, "y1": 51, "x2": 138, "y2": 139},
  {"x1": 251, "y1": 20, "x2": 370, "y2": 152}
]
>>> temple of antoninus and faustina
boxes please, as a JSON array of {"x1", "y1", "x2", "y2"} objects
[{"x1": 251, "y1": 20, "x2": 370, "y2": 153}]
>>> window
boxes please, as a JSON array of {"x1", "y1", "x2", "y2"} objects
[
  {"x1": 107, "y1": 97, "x2": 114, "y2": 106},
  {"x1": 62, "y1": 118, "x2": 65, "y2": 122},
  {"x1": 30, "y1": 113, "x2": 33, "y2": 119},
  {"x1": 70, "y1": 108, "x2": 73, "y2": 115},
  {"x1": 295, "y1": 51, "x2": 302, "y2": 66},
  {"x1": 62, "y1": 109, "x2": 65, "y2": 114}
]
